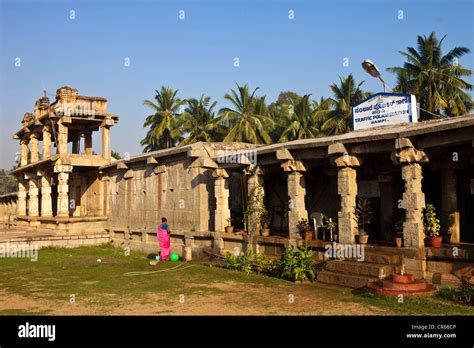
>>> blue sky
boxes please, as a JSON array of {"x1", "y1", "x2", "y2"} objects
[{"x1": 1, "y1": 0, "x2": 473, "y2": 168}]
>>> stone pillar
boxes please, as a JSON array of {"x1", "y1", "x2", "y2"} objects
[
  {"x1": 281, "y1": 160, "x2": 308, "y2": 241},
  {"x1": 329, "y1": 144, "x2": 360, "y2": 244},
  {"x1": 187, "y1": 158, "x2": 215, "y2": 233},
  {"x1": 184, "y1": 236, "x2": 194, "y2": 261},
  {"x1": 337, "y1": 166, "x2": 359, "y2": 244},
  {"x1": 441, "y1": 168, "x2": 460, "y2": 243},
  {"x1": 72, "y1": 135, "x2": 80, "y2": 154},
  {"x1": 20, "y1": 139, "x2": 29, "y2": 166},
  {"x1": 401, "y1": 164, "x2": 426, "y2": 248},
  {"x1": 28, "y1": 176, "x2": 39, "y2": 217},
  {"x1": 57, "y1": 120, "x2": 68, "y2": 155},
  {"x1": 42, "y1": 125, "x2": 52, "y2": 159},
  {"x1": 245, "y1": 166, "x2": 265, "y2": 236},
  {"x1": 17, "y1": 179, "x2": 27, "y2": 216},
  {"x1": 54, "y1": 163, "x2": 73, "y2": 217},
  {"x1": 56, "y1": 172, "x2": 70, "y2": 217},
  {"x1": 40, "y1": 175, "x2": 53, "y2": 217},
  {"x1": 30, "y1": 133, "x2": 39, "y2": 162},
  {"x1": 84, "y1": 131, "x2": 93, "y2": 155},
  {"x1": 392, "y1": 138, "x2": 429, "y2": 249},
  {"x1": 101, "y1": 126, "x2": 111, "y2": 160},
  {"x1": 213, "y1": 168, "x2": 230, "y2": 233},
  {"x1": 213, "y1": 232, "x2": 225, "y2": 255}
]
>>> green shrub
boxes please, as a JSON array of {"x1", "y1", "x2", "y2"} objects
[
  {"x1": 254, "y1": 253, "x2": 271, "y2": 275},
  {"x1": 459, "y1": 277, "x2": 473, "y2": 306},
  {"x1": 279, "y1": 244, "x2": 316, "y2": 282},
  {"x1": 225, "y1": 250, "x2": 253, "y2": 274},
  {"x1": 436, "y1": 286, "x2": 457, "y2": 301},
  {"x1": 225, "y1": 252, "x2": 239, "y2": 270}
]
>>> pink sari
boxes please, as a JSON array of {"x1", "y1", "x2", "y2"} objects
[{"x1": 157, "y1": 225, "x2": 171, "y2": 260}]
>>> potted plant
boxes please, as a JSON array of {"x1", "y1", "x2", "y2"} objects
[
  {"x1": 356, "y1": 229, "x2": 369, "y2": 244},
  {"x1": 225, "y1": 217, "x2": 234, "y2": 234},
  {"x1": 297, "y1": 218, "x2": 313, "y2": 241},
  {"x1": 325, "y1": 218, "x2": 337, "y2": 242},
  {"x1": 354, "y1": 198, "x2": 372, "y2": 244},
  {"x1": 424, "y1": 204, "x2": 442, "y2": 248},
  {"x1": 260, "y1": 211, "x2": 271, "y2": 237}
]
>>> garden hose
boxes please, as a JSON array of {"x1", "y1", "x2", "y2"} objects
[{"x1": 123, "y1": 262, "x2": 200, "y2": 276}]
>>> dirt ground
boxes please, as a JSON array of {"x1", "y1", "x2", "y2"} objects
[{"x1": 0, "y1": 282, "x2": 387, "y2": 316}]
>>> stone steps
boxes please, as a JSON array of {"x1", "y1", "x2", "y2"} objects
[
  {"x1": 425, "y1": 270, "x2": 474, "y2": 286},
  {"x1": 317, "y1": 249, "x2": 403, "y2": 289},
  {"x1": 326, "y1": 260, "x2": 399, "y2": 278},
  {"x1": 426, "y1": 259, "x2": 473, "y2": 274},
  {"x1": 424, "y1": 258, "x2": 474, "y2": 286},
  {"x1": 359, "y1": 251, "x2": 402, "y2": 265},
  {"x1": 317, "y1": 270, "x2": 380, "y2": 288}
]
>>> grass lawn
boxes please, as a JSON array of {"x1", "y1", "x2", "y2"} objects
[{"x1": 0, "y1": 244, "x2": 472, "y2": 315}]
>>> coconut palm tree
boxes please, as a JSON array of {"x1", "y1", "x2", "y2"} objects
[
  {"x1": 178, "y1": 95, "x2": 223, "y2": 145},
  {"x1": 218, "y1": 83, "x2": 274, "y2": 144},
  {"x1": 279, "y1": 95, "x2": 322, "y2": 142},
  {"x1": 268, "y1": 91, "x2": 301, "y2": 142},
  {"x1": 312, "y1": 97, "x2": 335, "y2": 133},
  {"x1": 387, "y1": 32, "x2": 472, "y2": 119},
  {"x1": 321, "y1": 74, "x2": 370, "y2": 135},
  {"x1": 141, "y1": 87, "x2": 187, "y2": 151}
]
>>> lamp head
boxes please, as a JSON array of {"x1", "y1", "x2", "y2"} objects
[{"x1": 361, "y1": 59, "x2": 381, "y2": 78}]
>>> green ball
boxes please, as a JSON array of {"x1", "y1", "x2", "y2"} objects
[{"x1": 170, "y1": 252, "x2": 179, "y2": 262}]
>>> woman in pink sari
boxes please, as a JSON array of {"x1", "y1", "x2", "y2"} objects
[{"x1": 157, "y1": 217, "x2": 171, "y2": 260}]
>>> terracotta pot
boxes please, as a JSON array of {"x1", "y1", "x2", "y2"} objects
[
  {"x1": 430, "y1": 236, "x2": 442, "y2": 248},
  {"x1": 261, "y1": 228, "x2": 270, "y2": 237},
  {"x1": 225, "y1": 226, "x2": 234, "y2": 234},
  {"x1": 395, "y1": 237, "x2": 402, "y2": 248},
  {"x1": 305, "y1": 230, "x2": 314, "y2": 241},
  {"x1": 356, "y1": 235, "x2": 369, "y2": 244}
]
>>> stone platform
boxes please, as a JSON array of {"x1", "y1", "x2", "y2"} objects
[
  {"x1": 368, "y1": 273, "x2": 437, "y2": 297},
  {"x1": 0, "y1": 227, "x2": 109, "y2": 249}
]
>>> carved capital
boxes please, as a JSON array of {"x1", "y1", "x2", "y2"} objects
[
  {"x1": 332, "y1": 154, "x2": 361, "y2": 168},
  {"x1": 243, "y1": 165, "x2": 264, "y2": 176},
  {"x1": 212, "y1": 168, "x2": 230, "y2": 179},
  {"x1": 281, "y1": 159, "x2": 307, "y2": 172},
  {"x1": 391, "y1": 138, "x2": 429, "y2": 165},
  {"x1": 153, "y1": 165, "x2": 166, "y2": 174}
]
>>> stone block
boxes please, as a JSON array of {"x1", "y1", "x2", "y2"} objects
[{"x1": 328, "y1": 143, "x2": 347, "y2": 156}]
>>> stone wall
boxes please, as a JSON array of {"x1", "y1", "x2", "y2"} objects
[
  {"x1": 0, "y1": 193, "x2": 17, "y2": 228},
  {"x1": 105, "y1": 157, "x2": 213, "y2": 236}
]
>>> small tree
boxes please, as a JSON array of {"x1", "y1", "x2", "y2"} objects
[{"x1": 424, "y1": 204, "x2": 441, "y2": 237}]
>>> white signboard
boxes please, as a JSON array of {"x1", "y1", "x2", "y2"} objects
[{"x1": 352, "y1": 93, "x2": 418, "y2": 131}]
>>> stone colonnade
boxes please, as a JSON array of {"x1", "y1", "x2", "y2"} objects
[
  {"x1": 16, "y1": 163, "x2": 73, "y2": 218},
  {"x1": 212, "y1": 138, "x2": 460, "y2": 249}
]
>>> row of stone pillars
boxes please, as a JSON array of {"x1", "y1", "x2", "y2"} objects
[
  {"x1": 19, "y1": 118, "x2": 112, "y2": 166},
  {"x1": 212, "y1": 138, "x2": 456, "y2": 249},
  {"x1": 212, "y1": 161, "x2": 309, "y2": 244},
  {"x1": 17, "y1": 165, "x2": 72, "y2": 218}
]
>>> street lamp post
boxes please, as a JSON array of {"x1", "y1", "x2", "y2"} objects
[{"x1": 361, "y1": 59, "x2": 388, "y2": 92}]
